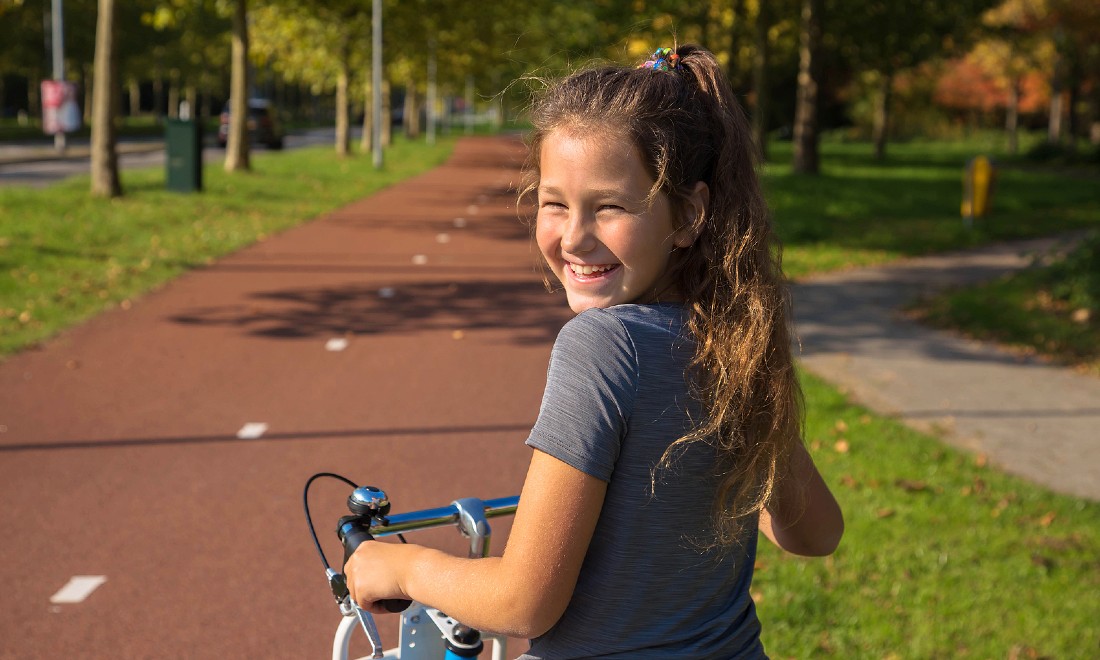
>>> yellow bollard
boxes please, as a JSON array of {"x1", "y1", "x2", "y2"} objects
[{"x1": 962, "y1": 155, "x2": 996, "y2": 228}]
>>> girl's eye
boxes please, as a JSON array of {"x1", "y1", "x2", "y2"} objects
[
  {"x1": 597, "y1": 204, "x2": 625, "y2": 213},
  {"x1": 541, "y1": 201, "x2": 566, "y2": 211}
]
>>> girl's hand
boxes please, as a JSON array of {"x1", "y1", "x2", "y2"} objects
[{"x1": 343, "y1": 540, "x2": 415, "y2": 614}]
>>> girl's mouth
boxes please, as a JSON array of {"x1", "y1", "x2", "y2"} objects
[{"x1": 568, "y1": 263, "x2": 620, "y2": 279}]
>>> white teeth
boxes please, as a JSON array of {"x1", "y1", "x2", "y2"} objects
[{"x1": 570, "y1": 264, "x2": 612, "y2": 276}]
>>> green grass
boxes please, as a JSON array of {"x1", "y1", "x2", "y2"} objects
[
  {"x1": 756, "y1": 369, "x2": 1100, "y2": 659},
  {"x1": 0, "y1": 136, "x2": 454, "y2": 356},
  {"x1": 906, "y1": 231, "x2": 1100, "y2": 375},
  {"x1": 764, "y1": 137, "x2": 1100, "y2": 278}
]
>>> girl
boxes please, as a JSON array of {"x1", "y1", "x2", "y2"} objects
[{"x1": 345, "y1": 44, "x2": 843, "y2": 658}]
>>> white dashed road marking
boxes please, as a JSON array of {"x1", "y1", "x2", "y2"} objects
[
  {"x1": 237, "y1": 423, "x2": 268, "y2": 439},
  {"x1": 412, "y1": 254, "x2": 428, "y2": 265},
  {"x1": 326, "y1": 338, "x2": 349, "y2": 352},
  {"x1": 436, "y1": 233, "x2": 451, "y2": 244},
  {"x1": 50, "y1": 576, "x2": 107, "y2": 604}
]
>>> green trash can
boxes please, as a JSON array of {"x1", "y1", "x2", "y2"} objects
[{"x1": 166, "y1": 119, "x2": 203, "y2": 193}]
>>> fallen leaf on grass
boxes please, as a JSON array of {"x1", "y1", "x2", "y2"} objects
[
  {"x1": 1038, "y1": 511, "x2": 1056, "y2": 527},
  {"x1": 975, "y1": 453, "x2": 988, "y2": 468},
  {"x1": 895, "y1": 479, "x2": 929, "y2": 492},
  {"x1": 840, "y1": 474, "x2": 858, "y2": 489},
  {"x1": 834, "y1": 439, "x2": 850, "y2": 453},
  {"x1": 834, "y1": 419, "x2": 848, "y2": 433},
  {"x1": 876, "y1": 508, "x2": 896, "y2": 519}
]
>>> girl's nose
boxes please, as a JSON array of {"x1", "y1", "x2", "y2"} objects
[{"x1": 561, "y1": 212, "x2": 594, "y2": 254}]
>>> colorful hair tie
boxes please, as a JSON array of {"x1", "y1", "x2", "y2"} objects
[{"x1": 639, "y1": 47, "x2": 680, "y2": 72}]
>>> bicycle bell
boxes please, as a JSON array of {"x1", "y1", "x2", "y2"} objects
[{"x1": 347, "y1": 485, "x2": 391, "y2": 518}]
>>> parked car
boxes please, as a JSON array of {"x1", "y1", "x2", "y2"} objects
[{"x1": 217, "y1": 98, "x2": 284, "y2": 149}]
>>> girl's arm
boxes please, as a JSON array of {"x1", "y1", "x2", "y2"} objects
[
  {"x1": 758, "y1": 442, "x2": 844, "y2": 556},
  {"x1": 344, "y1": 449, "x2": 607, "y2": 638}
]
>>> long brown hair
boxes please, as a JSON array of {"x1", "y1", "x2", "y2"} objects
[{"x1": 521, "y1": 45, "x2": 803, "y2": 547}]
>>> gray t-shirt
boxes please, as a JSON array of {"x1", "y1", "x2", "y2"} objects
[{"x1": 522, "y1": 304, "x2": 764, "y2": 659}]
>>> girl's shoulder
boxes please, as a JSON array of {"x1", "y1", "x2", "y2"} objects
[{"x1": 554, "y1": 304, "x2": 692, "y2": 372}]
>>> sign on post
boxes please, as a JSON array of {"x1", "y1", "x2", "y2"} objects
[{"x1": 41, "y1": 80, "x2": 82, "y2": 135}]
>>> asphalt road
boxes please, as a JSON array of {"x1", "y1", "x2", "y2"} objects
[{"x1": 0, "y1": 128, "x2": 346, "y2": 188}]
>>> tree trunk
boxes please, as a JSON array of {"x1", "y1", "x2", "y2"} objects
[
  {"x1": 28, "y1": 72, "x2": 40, "y2": 123},
  {"x1": 128, "y1": 79, "x2": 140, "y2": 117},
  {"x1": 335, "y1": 46, "x2": 351, "y2": 156},
  {"x1": 167, "y1": 71, "x2": 180, "y2": 119},
  {"x1": 224, "y1": 0, "x2": 250, "y2": 172},
  {"x1": 1006, "y1": 77, "x2": 1019, "y2": 155},
  {"x1": 381, "y1": 80, "x2": 392, "y2": 147},
  {"x1": 751, "y1": 0, "x2": 770, "y2": 161},
  {"x1": 404, "y1": 84, "x2": 420, "y2": 139},
  {"x1": 792, "y1": 0, "x2": 821, "y2": 174},
  {"x1": 1066, "y1": 55, "x2": 1082, "y2": 153},
  {"x1": 90, "y1": 0, "x2": 121, "y2": 198},
  {"x1": 153, "y1": 76, "x2": 164, "y2": 121},
  {"x1": 360, "y1": 80, "x2": 373, "y2": 153},
  {"x1": 872, "y1": 72, "x2": 891, "y2": 161}
]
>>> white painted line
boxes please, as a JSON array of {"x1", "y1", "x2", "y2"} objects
[
  {"x1": 453, "y1": 217, "x2": 467, "y2": 228},
  {"x1": 237, "y1": 423, "x2": 268, "y2": 439},
  {"x1": 436, "y1": 233, "x2": 451, "y2": 244},
  {"x1": 378, "y1": 287, "x2": 396, "y2": 298},
  {"x1": 411, "y1": 254, "x2": 428, "y2": 265},
  {"x1": 466, "y1": 204, "x2": 479, "y2": 215},
  {"x1": 326, "y1": 338, "x2": 349, "y2": 352},
  {"x1": 50, "y1": 576, "x2": 107, "y2": 604}
]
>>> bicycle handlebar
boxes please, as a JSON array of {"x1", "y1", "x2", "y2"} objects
[
  {"x1": 304, "y1": 474, "x2": 519, "y2": 659},
  {"x1": 367, "y1": 496, "x2": 519, "y2": 537}
]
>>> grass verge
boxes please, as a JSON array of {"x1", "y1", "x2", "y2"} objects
[
  {"x1": 0, "y1": 136, "x2": 455, "y2": 356},
  {"x1": 905, "y1": 231, "x2": 1100, "y2": 375},
  {"x1": 757, "y1": 369, "x2": 1100, "y2": 658},
  {"x1": 764, "y1": 137, "x2": 1100, "y2": 278}
]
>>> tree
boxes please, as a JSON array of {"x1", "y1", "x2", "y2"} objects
[
  {"x1": 90, "y1": 0, "x2": 121, "y2": 197},
  {"x1": 792, "y1": 0, "x2": 822, "y2": 174},
  {"x1": 831, "y1": 0, "x2": 996, "y2": 160},
  {"x1": 224, "y1": 0, "x2": 250, "y2": 171},
  {"x1": 250, "y1": 0, "x2": 371, "y2": 157}
]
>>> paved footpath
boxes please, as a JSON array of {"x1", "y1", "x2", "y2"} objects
[
  {"x1": 793, "y1": 235, "x2": 1100, "y2": 502},
  {"x1": 0, "y1": 135, "x2": 1096, "y2": 659}
]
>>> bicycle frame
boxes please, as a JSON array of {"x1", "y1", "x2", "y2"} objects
[{"x1": 332, "y1": 495, "x2": 519, "y2": 660}]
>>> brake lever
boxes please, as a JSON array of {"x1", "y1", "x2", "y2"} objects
[
  {"x1": 329, "y1": 568, "x2": 384, "y2": 659},
  {"x1": 349, "y1": 600, "x2": 385, "y2": 659}
]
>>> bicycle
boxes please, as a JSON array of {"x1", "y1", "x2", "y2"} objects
[{"x1": 304, "y1": 472, "x2": 520, "y2": 660}]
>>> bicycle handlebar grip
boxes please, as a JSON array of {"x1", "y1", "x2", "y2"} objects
[{"x1": 336, "y1": 515, "x2": 412, "y2": 613}]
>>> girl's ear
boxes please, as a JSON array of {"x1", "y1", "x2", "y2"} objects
[{"x1": 674, "y1": 181, "x2": 709, "y2": 248}]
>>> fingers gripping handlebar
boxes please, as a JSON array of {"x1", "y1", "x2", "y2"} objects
[{"x1": 336, "y1": 513, "x2": 412, "y2": 613}]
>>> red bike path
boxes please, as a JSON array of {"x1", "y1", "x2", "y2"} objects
[{"x1": 0, "y1": 136, "x2": 565, "y2": 658}]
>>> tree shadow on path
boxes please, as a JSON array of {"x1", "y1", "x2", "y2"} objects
[{"x1": 170, "y1": 278, "x2": 569, "y2": 347}]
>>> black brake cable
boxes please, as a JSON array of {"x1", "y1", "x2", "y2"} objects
[{"x1": 303, "y1": 472, "x2": 358, "y2": 571}]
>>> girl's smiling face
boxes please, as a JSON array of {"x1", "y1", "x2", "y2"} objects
[{"x1": 536, "y1": 129, "x2": 692, "y2": 314}]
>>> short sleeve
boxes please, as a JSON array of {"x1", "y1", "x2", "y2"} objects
[{"x1": 526, "y1": 308, "x2": 639, "y2": 482}]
